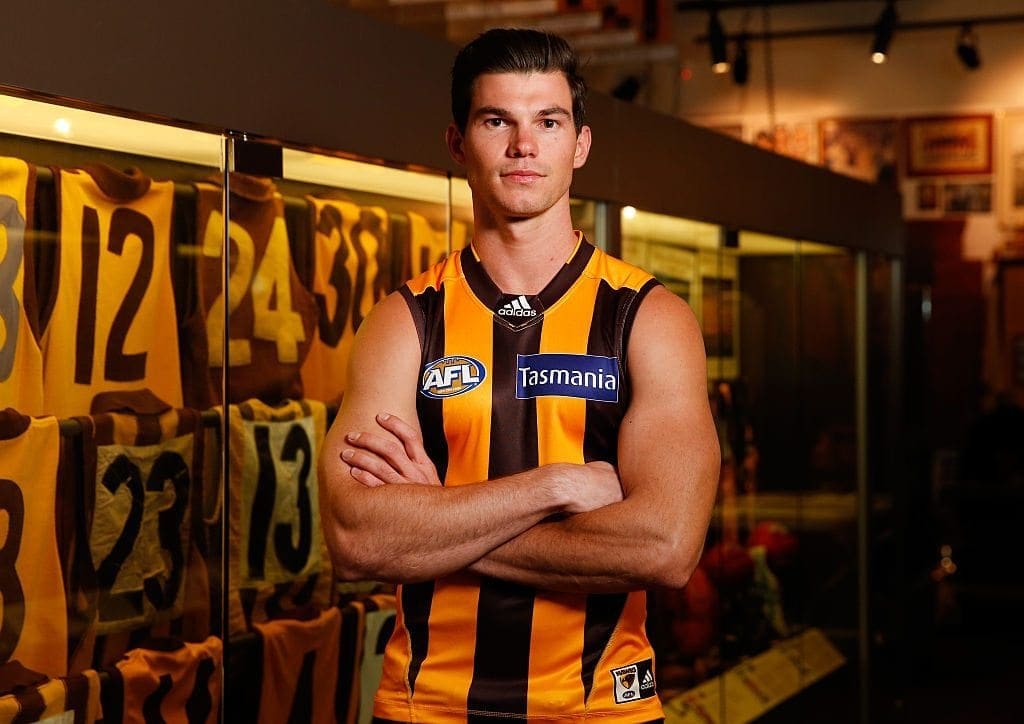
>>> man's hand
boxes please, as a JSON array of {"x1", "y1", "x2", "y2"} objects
[
  {"x1": 343, "y1": 413, "x2": 623, "y2": 512},
  {"x1": 341, "y1": 412, "x2": 441, "y2": 487}
]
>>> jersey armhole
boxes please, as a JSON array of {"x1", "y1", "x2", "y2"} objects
[
  {"x1": 619, "y1": 278, "x2": 663, "y2": 383},
  {"x1": 398, "y1": 286, "x2": 426, "y2": 354}
]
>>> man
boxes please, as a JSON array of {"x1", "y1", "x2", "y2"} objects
[{"x1": 318, "y1": 28, "x2": 719, "y2": 723}]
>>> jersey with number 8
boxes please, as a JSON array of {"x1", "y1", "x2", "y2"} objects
[{"x1": 0, "y1": 157, "x2": 44, "y2": 415}]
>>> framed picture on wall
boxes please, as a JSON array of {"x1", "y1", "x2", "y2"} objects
[
  {"x1": 943, "y1": 180, "x2": 993, "y2": 214},
  {"x1": 750, "y1": 120, "x2": 820, "y2": 164},
  {"x1": 998, "y1": 110, "x2": 1024, "y2": 228},
  {"x1": 905, "y1": 114, "x2": 993, "y2": 176},
  {"x1": 819, "y1": 117, "x2": 899, "y2": 184}
]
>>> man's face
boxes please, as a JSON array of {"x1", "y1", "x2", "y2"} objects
[{"x1": 447, "y1": 71, "x2": 591, "y2": 223}]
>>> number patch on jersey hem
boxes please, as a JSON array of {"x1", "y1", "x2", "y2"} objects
[
  {"x1": 610, "y1": 659, "x2": 656, "y2": 704},
  {"x1": 516, "y1": 353, "x2": 619, "y2": 402},
  {"x1": 420, "y1": 356, "x2": 486, "y2": 398}
]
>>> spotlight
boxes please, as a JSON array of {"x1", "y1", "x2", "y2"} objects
[
  {"x1": 871, "y1": 0, "x2": 897, "y2": 64},
  {"x1": 732, "y1": 35, "x2": 749, "y2": 85},
  {"x1": 708, "y1": 9, "x2": 730, "y2": 73},
  {"x1": 956, "y1": 24, "x2": 981, "y2": 70}
]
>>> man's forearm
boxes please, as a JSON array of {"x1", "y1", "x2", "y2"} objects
[
  {"x1": 323, "y1": 462, "x2": 606, "y2": 583},
  {"x1": 467, "y1": 497, "x2": 699, "y2": 593}
]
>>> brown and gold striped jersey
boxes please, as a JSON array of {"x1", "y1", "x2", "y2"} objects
[{"x1": 374, "y1": 236, "x2": 665, "y2": 723}]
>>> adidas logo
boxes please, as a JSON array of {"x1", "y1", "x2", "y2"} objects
[
  {"x1": 498, "y1": 295, "x2": 538, "y2": 318},
  {"x1": 641, "y1": 670, "x2": 655, "y2": 689}
]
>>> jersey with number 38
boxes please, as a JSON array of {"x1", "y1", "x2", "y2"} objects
[{"x1": 194, "y1": 175, "x2": 317, "y2": 407}]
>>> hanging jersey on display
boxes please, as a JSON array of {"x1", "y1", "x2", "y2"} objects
[
  {"x1": 193, "y1": 175, "x2": 317, "y2": 406},
  {"x1": 99, "y1": 637, "x2": 221, "y2": 724},
  {"x1": 0, "y1": 157, "x2": 44, "y2": 415},
  {"x1": 0, "y1": 411, "x2": 69, "y2": 677},
  {"x1": 375, "y1": 236, "x2": 664, "y2": 723},
  {"x1": 300, "y1": 198, "x2": 388, "y2": 404},
  {"x1": 225, "y1": 398, "x2": 332, "y2": 634},
  {"x1": 254, "y1": 607, "x2": 342, "y2": 724},
  {"x1": 76, "y1": 391, "x2": 205, "y2": 640},
  {"x1": 0, "y1": 662, "x2": 101, "y2": 724},
  {"x1": 43, "y1": 165, "x2": 181, "y2": 418}
]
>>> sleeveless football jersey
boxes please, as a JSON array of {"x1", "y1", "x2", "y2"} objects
[
  {"x1": 43, "y1": 166, "x2": 181, "y2": 418},
  {"x1": 0, "y1": 662, "x2": 101, "y2": 724},
  {"x1": 0, "y1": 411, "x2": 68, "y2": 677},
  {"x1": 254, "y1": 607, "x2": 342, "y2": 724},
  {"x1": 0, "y1": 157, "x2": 44, "y2": 415},
  {"x1": 76, "y1": 391, "x2": 205, "y2": 642},
  {"x1": 375, "y1": 236, "x2": 664, "y2": 723},
  {"x1": 194, "y1": 175, "x2": 317, "y2": 406},
  {"x1": 99, "y1": 637, "x2": 221, "y2": 724},
  {"x1": 300, "y1": 198, "x2": 388, "y2": 404},
  {"x1": 225, "y1": 399, "x2": 333, "y2": 635}
]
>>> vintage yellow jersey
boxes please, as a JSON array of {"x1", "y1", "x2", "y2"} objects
[
  {"x1": 0, "y1": 156, "x2": 44, "y2": 415},
  {"x1": 43, "y1": 165, "x2": 181, "y2": 417},
  {"x1": 0, "y1": 411, "x2": 68, "y2": 677},
  {"x1": 374, "y1": 236, "x2": 665, "y2": 722},
  {"x1": 300, "y1": 198, "x2": 388, "y2": 405}
]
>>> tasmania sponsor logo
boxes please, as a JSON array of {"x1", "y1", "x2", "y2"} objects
[
  {"x1": 420, "y1": 356, "x2": 486, "y2": 399},
  {"x1": 610, "y1": 659, "x2": 656, "y2": 705},
  {"x1": 515, "y1": 353, "x2": 619, "y2": 402}
]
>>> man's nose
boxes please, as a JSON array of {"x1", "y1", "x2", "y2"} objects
[{"x1": 509, "y1": 126, "x2": 537, "y2": 157}]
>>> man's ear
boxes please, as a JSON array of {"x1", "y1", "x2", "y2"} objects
[
  {"x1": 573, "y1": 125, "x2": 592, "y2": 169},
  {"x1": 446, "y1": 123, "x2": 466, "y2": 165}
]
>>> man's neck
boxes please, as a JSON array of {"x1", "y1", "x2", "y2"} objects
[{"x1": 471, "y1": 208, "x2": 579, "y2": 295}]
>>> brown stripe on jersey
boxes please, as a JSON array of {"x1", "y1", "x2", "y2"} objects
[
  {"x1": 99, "y1": 666, "x2": 124, "y2": 724},
  {"x1": 65, "y1": 673, "x2": 92, "y2": 724},
  {"x1": 403, "y1": 285, "x2": 449, "y2": 484},
  {"x1": 134, "y1": 412, "x2": 164, "y2": 445},
  {"x1": 580, "y1": 592, "x2": 627, "y2": 703},
  {"x1": 75, "y1": 207, "x2": 100, "y2": 385},
  {"x1": 466, "y1": 318, "x2": 542, "y2": 720},
  {"x1": 536, "y1": 240, "x2": 594, "y2": 310},
  {"x1": 401, "y1": 581, "x2": 434, "y2": 695},
  {"x1": 11, "y1": 687, "x2": 46, "y2": 724}
]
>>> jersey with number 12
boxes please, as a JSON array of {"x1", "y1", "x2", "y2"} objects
[{"x1": 43, "y1": 165, "x2": 182, "y2": 417}]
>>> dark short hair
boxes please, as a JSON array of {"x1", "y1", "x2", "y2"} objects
[{"x1": 451, "y1": 28, "x2": 587, "y2": 134}]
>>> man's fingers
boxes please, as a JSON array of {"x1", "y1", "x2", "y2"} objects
[
  {"x1": 346, "y1": 431, "x2": 417, "y2": 478},
  {"x1": 342, "y1": 447, "x2": 408, "y2": 485},
  {"x1": 376, "y1": 413, "x2": 430, "y2": 462}
]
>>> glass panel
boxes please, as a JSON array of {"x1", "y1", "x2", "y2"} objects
[
  {"x1": 621, "y1": 207, "x2": 867, "y2": 722},
  {"x1": 0, "y1": 94, "x2": 225, "y2": 691}
]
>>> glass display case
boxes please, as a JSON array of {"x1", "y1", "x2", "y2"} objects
[{"x1": 621, "y1": 208, "x2": 899, "y2": 723}]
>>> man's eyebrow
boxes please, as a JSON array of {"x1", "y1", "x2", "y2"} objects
[{"x1": 472, "y1": 105, "x2": 572, "y2": 119}]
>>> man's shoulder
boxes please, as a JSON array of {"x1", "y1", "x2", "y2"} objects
[
  {"x1": 404, "y1": 248, "x2": 466, "y2": 297},
  {"x1": 586, "y1": 245, "x2": 659, "y2": 293}
]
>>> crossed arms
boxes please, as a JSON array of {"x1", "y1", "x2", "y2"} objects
[{"x1": 317, "y1": 286, "x2": 720, "y2": 593}]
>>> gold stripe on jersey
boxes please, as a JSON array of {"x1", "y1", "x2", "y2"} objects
[
  {"x1": 0, "y1": 666, "x2": 101, "y2": 724},
  {"x1": 0, "y1": 412, "x2": 68, "y2": 677},
  {"x1": 376, "y1": 238, "x2": 665, "y2": 722},
  {"x1": 226, "y1": 399, "x2": 333, "y2": 635},
  {"x1": 43, "y1": 166, "x2": 181, "y2": 418},
  {"x1": 0, "y1": 157, "x2": 44, "y2": 416},
  {"x1": 255, "y1": 607, "x2": 342, "y2": 724},
  {"x1": 300, "y1": 198, "x2": 387, "y2": 405}
]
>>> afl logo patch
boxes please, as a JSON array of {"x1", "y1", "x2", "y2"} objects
[{"x1": 420, "y1": 356, "x2": 486, "y2": 399}]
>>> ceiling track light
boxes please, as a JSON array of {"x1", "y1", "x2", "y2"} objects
[
  {"x1": 871, "y1": 0, "x2": 897, "y2": 64},
  {"x1": 732, "y1": 35, "x2": 749, "y2": 85},
  {"x1": 708, "y1": 8, "x2": 730, "y2": 73},
  {"x1": 956, "y1": 23, "x2": 981, "y2": 70}
]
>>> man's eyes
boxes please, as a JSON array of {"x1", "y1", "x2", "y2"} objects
[
  {"x1": 484, "y1": 118, "x2": 508, "y2": 128},
  {"x1": 541, "y1": 119, "x2": 560, "y2": 129}
]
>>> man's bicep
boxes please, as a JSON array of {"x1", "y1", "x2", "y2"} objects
[
  {"x1": 618, "y1": 288, "x2": 720, "y2": 562},
  {"x1": 320, "y1": 292, "x2": 422, "y2": 497}
]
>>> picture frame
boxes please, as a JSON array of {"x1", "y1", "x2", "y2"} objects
[
  {"x1": 943, "y1": 179, "x2": 993, "y2": 214},
  {"x1": 905, "y1": 114, "x2": 993, "y2": 176},
  {"x1": 998, "y1": 110, "x2": 1024, "y2": 228},
  {"x1": 819, "y1": 117, "x2": 899, "y2": 184}
]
